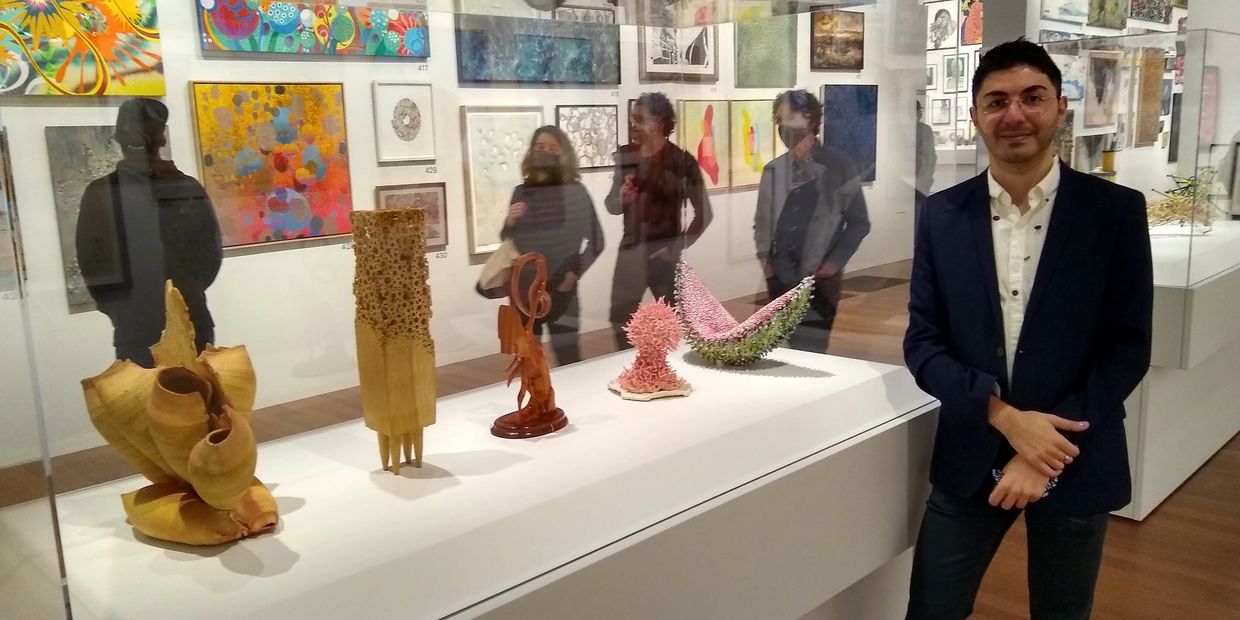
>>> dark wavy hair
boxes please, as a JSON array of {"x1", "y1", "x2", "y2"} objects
[
  {"x1": 773, "y1": 89, "x2": 823, "y2": 133},
  {"x1": 635, "y1": 92, "x2": 677, "y2": 137},
  {"x1": 973, "y1": 38, "x2": 1063, "y2": 103},
  {"x1": 520, "y1": 125, "x2": 580, "y2": 182}
]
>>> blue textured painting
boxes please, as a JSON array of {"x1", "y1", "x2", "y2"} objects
[
  {"x1": 821, "y1": 84, "x2": 879, "y2": 183},
  {"x1": 456, "y1": 14, "x2": 618, "y2": 84}
]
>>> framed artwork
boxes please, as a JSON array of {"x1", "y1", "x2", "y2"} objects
[
  {"x1": 736, "y1": 14, "x2": 797, "y2": 88},
  {"x1": 930, "y1": 98, "x2": 952, "y2": 125},
  {"x1": 1054, "y1": 110, "x2": 1076, "y2": 166},
  {"x1": 460, "y1": 106, "x2": 544, "y2": 254},
  {"x1": 191, "y1": 82, "x2": 352, "y2": 247},
  {"x1": 1052, "y1": 53, "x2": 1086, "y2": 100},
  {"x1": 639, "y1": 25, "x2": 720, "y2": 82},
  {"x1": 822, "y1": 84, "x2": 879, "y2": 183},
  {"x1": 944, "y1": 54, "x2": 970, "y2": 93},
  {"x1": 1088, "y1": 0, "x2": 1128, "y2": 30},
  {"x1": 1128, "y1": 0, "x2": 1172, "y2": 24},
  {"x1": 1135, "y1": 48, "x2": 1164, "y2": 147},
  {"x1": 375, "y1": 183, "x2": 448, "y2": 250},
  {"x1": 555, "y1": 105, "x2": 619, "y2": 170},
  {"x1": 728, "y1": 100, "x2": 776, "y2": 189},
  {"x1": 679, "y1": 100, "x2": 731, "y2": 190},
  {"x1": 0, "y1": 0, "x2": 164, "y2": 95},
  {"x1": 927, "y1": 65, "x2": 939, "y2": 90},
  {"x1": 1075, "y1": 134, "x2": 1109, "y2": 171},
  {"x1": 956, "y1": 97, "x2": 972, "y2": 122},
  {"x1": 1200, "y1": 66, "x2": 1218, "y2": 145},
  {"x1": 1084, "y1": 51, "x2": 1122, "y2": 128},
  {"x1": 198, "y1": 1, "x2": 429, "y2": 58},
  {"x1": 1040, "y1": 29, "x2": 1084, "y2": 43},
  {"x1": 811, "y1": 10, "x2": 864, "y2": 71},
  {"x1": 1168, "y1": 91, "x2": 1182, "y2": 163},
  {"x1": 372, "y1": 82, "x2": 436, "y2": 164},
  {"x1": 553, "y1": 4, "x2": 616, "y2": 23},
  {"x1": 0, "y1": 132, "x2": 21, "y2": 297},
  {"x1": 926, "y1": 1, "x2": 958, "y2": 51},
  {"x1": 1162, "y1": 79, "x2": 1172, "y2": 115},
  {"x1": 456, "y1": 13, "x2": 620, "y2": 84},
  {"x1": 1041, "y1": 0, "x2": 1088, "y2": 23},
  {"x1": 960, "y1": 0, "x2": 983, "y2": 46}
]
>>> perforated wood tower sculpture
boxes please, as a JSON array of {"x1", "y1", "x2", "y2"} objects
[
  {"x1": 352, "y1": 209, "x2": 436, "y2": 474},
  {"x1": 80, "y1": 281, "x2": 277, "y2": 546},
  {"x1": 492, "y1": 252, "x2": 568, "y2": 438}
]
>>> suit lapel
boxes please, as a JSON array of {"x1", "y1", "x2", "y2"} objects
[
  {"x1": 967, "y1": 175, "x2": 1005, "y2": 352},
  {"x1": 1023, "y1": 163, "x2": 1081, "y2": 327}
]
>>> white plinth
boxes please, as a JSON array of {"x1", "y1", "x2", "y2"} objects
[{"x1": 3, "y1": 348, "x2": 936, "y2": 619}]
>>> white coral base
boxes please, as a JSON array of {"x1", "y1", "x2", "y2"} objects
[{"x1": 607, "y1": 380, "x2": 692, "y2": 401}]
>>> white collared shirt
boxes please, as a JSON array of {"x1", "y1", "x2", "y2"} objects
[{"x1": 987, "y1": 159, "x2": 1060, "y2": 385}]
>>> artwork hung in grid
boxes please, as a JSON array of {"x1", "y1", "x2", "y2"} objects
[
  {"x1": 0, "y1": 132, "x2": 19, "y2": 297},
  {"x1": 926, "y1": 1, "x2": 958, "y2": 51},
  {"x1": 45, "y1": 126, "x2": 169, "y2": 312},
  {"x1": 1054, "y1": 110, "x2": 1076, "y2": 167},
  {"x1": 1088, "y1": 0, "x2": 1128, "y2": 30},
  {"x1": 679, "y1": 100, "x2": 730, "y2": 190},
  {"x1": 456, "y1": 13, "x2": 620, "y2": 84},
  {"x1": 1135, "y1": 48, "x2": 1165, "y2": 147},
  {"x1": 197, "y1": 1, "x2": 429, "y2": 57},
  {"x1": 372, "y1": 82, "x2": 436, "y2": 164},
  {"x1": 0, "y1": 0, "x2": 164, "y2": 95},
  {"x1": 460, "y1": 106, "x2": 544, "y2": 254},
  {"x1": 191, "y1": 82, "x2": 352, "y2": 247},
  {"x1": 1084, "y1": 51, "x2": 1121, "y2": 127},
  {"x1": 811, "y1": 10, "x2": 864, "y2": 71},
  {"x1": 822, "y1": 84, "x2": 879, "y2": 183},
  {"x1": 728, "y1": 100, "x2": 775, "y2": 189},
  {"x1": 736, "y1": 13, "x2": 797, "y2": 88},
  {"x1": 375, "y1": 182, "x2": 448, "y2": 250},
  {"x1": 931, "y1": 98, "x2": 952, "y2": 125},
  {"x1": 553, "y1": 5, "x2": 616, "y2": 23},
  {"x1": 1052, "y1": 52, "x2": 1086, "y2": 100},
  {"x1": 944, "y1": 54, "x2": 969, "y2": 93},
  {"x1": 1041, "y1": 0, "x2": 1088, "y2": 23},
  {"x1": 1128, "y1": 0, "x2": 1172, "y2": 24},
  {"x1": 555, "y1": 105, "x2": 619, "y2": 170},
  {"x1": 927, "y1": 65, "x2": 938, "y2": 90},
  {"x1": 960, "y1": 0, "x2": 984, "y2": 46}
]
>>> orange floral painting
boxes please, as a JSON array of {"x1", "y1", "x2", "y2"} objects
[{"x1": 191, "y1": 82, "x2": 352, "y2": 247}]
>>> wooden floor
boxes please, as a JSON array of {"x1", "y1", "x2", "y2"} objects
[{"x1": 3, "y1": 260, "x2": 1238, "y2": 618}]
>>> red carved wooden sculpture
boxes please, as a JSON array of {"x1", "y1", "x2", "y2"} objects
[{"x1": 491, "y1": 252, "x2": 568, "y2": 439}]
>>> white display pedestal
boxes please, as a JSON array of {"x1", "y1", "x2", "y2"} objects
[{"x1": 3, "y1": 348, "x2": 937, "y2": 619}]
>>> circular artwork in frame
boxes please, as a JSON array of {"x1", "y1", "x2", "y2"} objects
[
  {"x1": 372, "y1": 82, "x2": 436, "y2": 163},
  {"x1": 391, "y1": 98, "x2": 422, "y2": 142}
]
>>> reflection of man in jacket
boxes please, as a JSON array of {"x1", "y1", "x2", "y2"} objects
[
  {"x1": 76, "y1": 98, "x2": 222, "y2": 367},
  {"x1": 754, "y1": 89, "x2": 871, "y2": 353}
]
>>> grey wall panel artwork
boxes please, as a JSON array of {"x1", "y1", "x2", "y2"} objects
[
  {"x1": 736, "y1": 14, "x2": 797, "y2": 88},
  {"x1": 556, "y1": 105, "x2": 619, "y2": 170},
  {"x1": 455, "y1": 13, "x2": 620, "y2": 85},
  {"x1": 460, "y1": 106, "x2": 545, "y2": 254}
]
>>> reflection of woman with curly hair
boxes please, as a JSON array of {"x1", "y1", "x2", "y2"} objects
[{"x1": 500, "y1": 126, "x2": 605, "y2": 366}]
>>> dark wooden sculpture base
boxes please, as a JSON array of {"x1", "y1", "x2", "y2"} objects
[{"x1": 490, "y1": 408, "x2": 568, "y2": 439}]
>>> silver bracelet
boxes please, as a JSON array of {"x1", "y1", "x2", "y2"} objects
[{"x1": 992, "y1": 468, "x2": 1058, "y2": 498}]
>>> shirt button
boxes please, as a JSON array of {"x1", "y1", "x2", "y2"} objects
[
  {"x1": 1035, "y1": 225, "x2": 1043, "y2": 231},
  {"x1": 1011, "y1": 290, "x2": 1019, "y2": 296},
  {"x1": 1024, "y1": 256, "x2": 1030, "y2": 261},
  {"x1": 992, "y1": 215, "x2": 1000, "y2": 221}
]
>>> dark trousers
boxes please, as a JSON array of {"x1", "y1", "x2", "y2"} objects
[
  {"x1": 530, "y1": 288, "x2": 581, "y2": 366},
  {"x1": 609, "y1": 243, "x2": 676, "y2": 350},
  {"x1": 765, "y1": 271, "x2": 842, "y2": 353},
  {"x1": 907, "y1": 487, "x2": 1109, "y2": 620}
]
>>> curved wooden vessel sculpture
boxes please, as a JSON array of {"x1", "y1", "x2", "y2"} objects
[
  {"x1": 674, "y1": 262, "x2": 814, "y2": 366},
  {"x1": 492, "y1": 252, "x2": 568, "y2": 438},
  {"x1": 351, "y1": 209, "x2": 437, "y2": 474},
  {"x1": 80, "y1": 282, "x2": 277, "y2": 546}
]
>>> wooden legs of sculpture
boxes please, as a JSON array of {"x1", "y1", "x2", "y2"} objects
[
  {"x1": 80, "y1": 281, "x2": 278, "y2": 546},
  {"x1": 352, "y1": 209, "x2": 437, "y2": 474},
  {"x1": 491, "y1": 253, "x2": 568, "y2": 439}
]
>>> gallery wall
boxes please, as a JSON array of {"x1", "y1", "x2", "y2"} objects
[{"x1": 0, "y1": 0, "x2": 920, "y2": 465}]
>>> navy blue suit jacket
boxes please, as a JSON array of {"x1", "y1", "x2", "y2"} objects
[{"x1": 904, "y1": 163, "x2": 1152, "y2": 515}]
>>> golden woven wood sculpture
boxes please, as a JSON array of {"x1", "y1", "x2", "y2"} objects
[
  {"x1": 80, "y1": 282, "x2": 277, "y2": 546},
  {"x1": 351, "y1": 209, "x2": 437, "y2": 474}
]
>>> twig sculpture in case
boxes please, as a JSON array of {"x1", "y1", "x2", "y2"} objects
[
  {"x1": 352, "y1": 209, "x2": 437, "y2": 474},
  {"x1": 610, "y1": 298, "x2": 691, "y2": 401},
  {"x1": 80, "y1": 281, "x2": 277, "y2": 546},
  {"x1": 492, "y1": 252, "x2": 568, "y2": 438}
]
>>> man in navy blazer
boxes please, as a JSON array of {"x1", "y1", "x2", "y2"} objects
[{"x1": 904, "y1": 40, "x2": 1152, "y2": 619}]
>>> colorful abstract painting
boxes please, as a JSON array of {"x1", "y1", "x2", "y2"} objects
[
  {"x1": 736, "y1": 13, "x2": 796, "y2": 88},
  {"x1": 729, "y1": 100, "x2": 774, "y2": 189},
  {"x1": 191, "y1": 82, "x2": 352, "y2": 247},
  {"x1": 456, "y1": 13, "x2": 619, "y2": 84},
  {"x1": 811, "y1": 10, "x2": 863, "y2": 71},
  {"x1": 822, "y1": 84, "x2": 879, "y2": 183},
  {"x1": 679, "y1": 100, "x2": 730, "y2": 190},
  {"x1": 1129, "y1": 0, "x2": 1172, "y2": 24},
  {"x1": 0, "y1": 0, "x2": 164, "y2": 95},
  {"x1": 960, "y1": 0, "x2": 983, "y2": 45},
  {"x1": 197, "y1": 1, "x2": 428, "y2": 57},
  {"x1": 375, "y1": 182, "x2": 447, "y2": 250}
]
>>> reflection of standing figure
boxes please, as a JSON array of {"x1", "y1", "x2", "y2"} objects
[{"x1": 76, "y1": 99, "x2": 222, "y2": 367}]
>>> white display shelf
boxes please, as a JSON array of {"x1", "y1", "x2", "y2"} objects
[
  {"x1": 1150, "y1": 218, "x2": 1240, "y2": 287},
  {"x1": 2, "y1": 347, "x2": 934, "y2": 620}
]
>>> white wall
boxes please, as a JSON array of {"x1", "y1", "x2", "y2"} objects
[{"x1": 1, "y1": 1, "x2": 919, "y2": 465}]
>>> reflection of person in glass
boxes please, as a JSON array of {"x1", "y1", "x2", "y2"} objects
[
  {"x1": 915, "y1": 100, "x2": 938, "y2": 235},
  {"x1": 606, "y1": 92, "x2": 713, "y2": 350},
  {"x1": 501, "y1": 126, "x2": 605, "y2": 366},
  {"x1": 754, "y1": 89, "x2": 871, "y2": 354},
  {"x1": 76, "y1": 98, "x2": 222, "y2": 367}
]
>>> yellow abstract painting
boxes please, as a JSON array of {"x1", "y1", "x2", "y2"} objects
[
  {"x1": 679, "y1": 100, "x2": 730, "y2": 190},
  {"x1": 729, "y1": 100, "x2": 775, "y2": 189}
]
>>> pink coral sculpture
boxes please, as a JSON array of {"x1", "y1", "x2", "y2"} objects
[{"x1": 611, "y1": 299, "x2": 691, "y2": 401}]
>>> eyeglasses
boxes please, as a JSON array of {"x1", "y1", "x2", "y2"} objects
[{"x1": 978, "y1": 94, "x2": 1054, "y2": 115}]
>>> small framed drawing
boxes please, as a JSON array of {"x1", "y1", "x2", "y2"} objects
[
  {"x1": 372, "y1": 82, "x2": 436, "y2": 163},
  {"x1": 375, "y1": 182, "x2": 449, "y2": 250},
  {"x1": 926, "y1": 65, "x2": 938, "y2": 91},
  {"x1": 944, "y1": 53, "x2": 970, "y2": 93},
  {"x1": 555, "y1": 104, "x2": 619, "y2": 170},
  {"x1": 956, "y1": 96, "x2": 971, "y2": 122},
  {"x1": 931, "y1": 98, "x2": 952, "y2": 125},
  {"x1": 638, "y1": 25, "x2": 719, "y2": 82}
]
